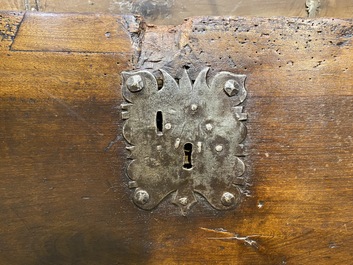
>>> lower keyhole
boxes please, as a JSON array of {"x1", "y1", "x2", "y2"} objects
[
  {"x1": 156, "y1": 111, "x2": 163, "y2": 135},
  {"x1": 183, "y1": 143, "x2": 193, "y2": 169}
]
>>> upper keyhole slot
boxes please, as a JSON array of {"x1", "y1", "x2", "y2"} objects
[
  {"x1": 157, "y1": 77, "x2": 163, "y2": 90},
  {"x1": 156, "y1": 111, "x2": 163, "y2": 135},
  {"x1": 183, "y1": 143, "x2": 193, "y2": 169}
]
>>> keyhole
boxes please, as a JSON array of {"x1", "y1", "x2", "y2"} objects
[
  {"x1": 156, "y1": 111, "x2": 163, "y2": 135},
  {"x1": 183, "y1": 143, "x2": 193, "y2": 169}
]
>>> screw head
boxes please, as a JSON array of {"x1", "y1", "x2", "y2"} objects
[
  {"x1": 221, "y1": 192, "x2": 235, "y2": 206},
  {"x1": 126, "y1": 75, "x2": 144, "y2": 92},
  {"x1": 224, "y1": 79, "x2": 240, "y2": 97},
  {"x1": 133, "y1": 189, "x2": 150, "y2": 205}
]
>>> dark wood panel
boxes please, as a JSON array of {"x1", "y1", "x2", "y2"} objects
[
  {"x1": 0, "y1": 11, "x2": 352, "y2": 265},
  {"x1": 0, "y1": 98, "x2": 145, "y2": 264},
  {"x1": 0, "y1": 52, "x2": 128, "y2": 99}
]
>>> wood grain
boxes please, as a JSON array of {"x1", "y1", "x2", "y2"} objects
[
  {"x1": 322, "y1": 0, "x2": 353, "y2": 18},
  {"x1": 11, "y1": 12, "x2": 136, "y2": 53},
  {"x1": 0, "y1": 11, "x2": 353, "y2": 265},
  {"x1": 3, "y1": 0, "x2": 353, "y2": 25},
  {"x1": 0, "y1": 0, "x2": 24, "y2": 11}
]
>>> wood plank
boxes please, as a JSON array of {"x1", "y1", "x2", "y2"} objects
[
  {"x1": 11, "y1": 12, "x2": 139, "y2": 53},
  {"x1": 3, "y1": 0, "x2": 353, "y2": 25},
  {"x1": 1, "y1": 11, "x2": 353, "y2": 264},
  {"x1": 170, "y1": 0, "x2": 307, "y2": 23},
  {"x1": 0, "y1": 52, "x2": 128, "y2": 99},
  {"x1": 7, "y1": 0, "x2": 308, "y2": 24},
  {"x1": 35, "y1": 0, "x2": 115, "y2": 13}
]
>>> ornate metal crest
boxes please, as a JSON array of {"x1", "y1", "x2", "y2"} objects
[{"x1": 121, "y1": 68, "x2": 247, "y2": 215}]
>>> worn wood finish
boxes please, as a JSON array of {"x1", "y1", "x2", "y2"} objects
[
  {"x1": 0, "y1": 12, "x2": 145, "y2": 265},
  {"x1": 0, "y1": 11, "x2": 23, "y2": 50},
  {"x1": 3, "y1": 0, "x2": 353, "y2": 24},
  {"x1": 1, "y1": 11, "x2": 353, "y2": 264},
  {"x1": 11, "y1": 13, "x2": 133, "y2": 53},
  {"x1": 0, "y1": 0, "x2": 24, "y2": 11}
]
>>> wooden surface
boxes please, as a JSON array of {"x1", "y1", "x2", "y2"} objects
[
  {"x1": 11, "y1": 13, "x2": 134, "y2": 53},
  {"x1": 2, "y1": 0, "x2": 353, "y2": 24},
  {"x1": 1, "y1": 11, "x2": 353, "y2": 265}
]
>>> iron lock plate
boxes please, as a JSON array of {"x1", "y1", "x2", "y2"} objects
[{"x1": 121, "y1": 68, "x2": 247, "y2": 215}]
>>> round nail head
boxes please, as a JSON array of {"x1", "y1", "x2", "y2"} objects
[
  {"x1": 215, "y1": 145, "x2": 223, "y2": 152},
  {"x1": 126, "y1": 75, "x2": 144, "y2": 92},
  {"x1": 224, "y1": 79, "x2": 240, "y2": 97},
  {"x1": 206, "y1": 123, "x2": 213, "y2": 131},
  {"x1": 221, "y1": 192, "x2": 235, "y2": 206},
  {"x1": 134, "y1": 189, "x2": 150, "y2": 205}
]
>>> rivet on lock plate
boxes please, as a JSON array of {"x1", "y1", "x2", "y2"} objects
[{"x1": 121, "y1": 67, "x2": 248, "y2": 215}]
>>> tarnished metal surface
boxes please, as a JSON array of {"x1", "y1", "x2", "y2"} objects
[{"x1": 121, "y1": 68, "x2": 247, "y2": 215}]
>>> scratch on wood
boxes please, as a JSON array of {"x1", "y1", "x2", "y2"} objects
[
  {"x1": 201, "y1": 227, "x2": 259, "y2": 249},
  {"x1": 41, "y1": 89, "x2": 104, "y2": 136},
  {"x1": 11, "y1": 207, "x2": 31, "y2": 232},
  {"x1": 306, "y1": 0, "x2": 321, "y2": 18},
  {"x1": 230, "y1": 0, "x2": 244, "y2": 13},
  {"x1": 104, "y1": 135, "x2": 122, "y2": 152},
  {"x1": 104, "y1": 180, "x2": 119, "y2": 193}
]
